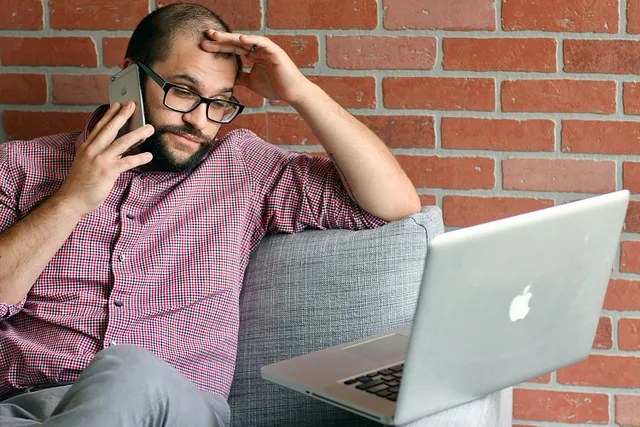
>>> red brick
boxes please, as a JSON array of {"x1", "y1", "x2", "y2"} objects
[
  {"x1": 513, "y1": 388, "x2": 609, "y2": 424},
  {"x1": 327, "y1": 36, "x2": 436, "y2": 70},
  {"x1": 444, "y1": 38, "x2": 556, "y2": 72},
  {"x1": 624, "y1": 162, "x2": 640, "y2": 194},
  {"x1": 267, "y1": 35, "x2": 319, "y2": 68},
  {"x1": 619, "y1": 318, "x2": 640, "y2": 351},
  {"x1": 267, "y1": 0, "x2": 377, "y2": 29},
  {"x1": 502, "y1": 0, "x2": 618, "y2": 33},
  {"x1": 565, "y1": 40, "x2": 640, "y2": 74},
  {"x1": 419, "y1": 194, "x2": 437, "y2": 206},
  {"x1": 625, "y1": 201, "x2": 640, "y2": 233},
  {"x1": 357, "y1": 116, "x2": 435, "y2": 149},
  {"x1": 384, "y1": 77, "x2": 495, "y2": 111},
  {"x1": 441, "y1": 118, "x2": 554, "y2": 152},
  {"x1": 594, "y1": 317, "x2": 613, "y2": 350},
  {"x1": 52, "y1": 74, "x2": 110, "y2": 105},
  {"x1": 617, "y1": 395, "x2": 640, "y2": 426},
  {"x1": 3, "y1": 111, "x2": 91, "y2": 141},
  {"x1": 272, "y1": 76, "x2": 376, "y2": 109},
  {"x1": 624, "y1": 82, "x2": 640, "y2": 115},
  {"x1": 443, "y1": 196, "x2": 553, "y2": 227},
  {"x1": 266, "y1": 113, "x2": 316, "y2": 145},
  {"x1": 0, "y1": 37, "x2": 97, "y2": 67},
  {"x1": 562, "y1": 120, "x2": 640, "y2": 155},
  {"x1": 383, "y1": 0, "x2": 495, "y2": 31},
  {"x1": 265, "y1": 113, "x2": 435, "y2": 148},
  {"x1": 621, "y1": 241, "x2": 640, "y2": 274},
  {"x1": 158, "y1": 0, "x2": 262, "y2": 30},
  {"x1": 0, "y1": 74, "x2": 47, "y2": 105},
  {"x1": 502, "y1": 80, "x2": 616, "y2": 114},
  {"x1": 604, "y1": 279, "x2": 640, "y2": 311},
  {"x1": 218, "y1": 113, "x2": 267, "y2": 140},
  {"x1": 49, "y1": 0, "x2": 148, "y2": 30},
  {"x1": 628, "y1": 0, "x2": 640, "y2": 33},
  {"x1": 0, "y1": 0, "x2": 43, "y2": 30},
  {"x1": 503, "y1": 159, "x2": 616, "y2": 193},
  {"x1": 396, "y1": 156, "x2": 495, "y2": 190},
  {"x1": 311, "y1": 76, "x2": 375, "y2": 109},
  {"x1": 528, "y1": 373, "x2": 552, "y2": 383},
  {"x1": 233, "y1": 86, "x2": 264, "y2": 108},
  {"x1": 558, "y1": 355, "x2": 640, "y2": 388},
  {"x1": 103, "y1": 37, "x2": 129, "y2": 68}
]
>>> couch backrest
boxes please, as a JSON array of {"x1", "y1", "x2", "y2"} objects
[{"x1": 229, "y1": 206, "x2": 444, "y2": 426}]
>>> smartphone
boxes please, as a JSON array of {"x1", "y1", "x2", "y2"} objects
[{"x1": 107, "y1": 64, "x2": 146, "y2": 141}]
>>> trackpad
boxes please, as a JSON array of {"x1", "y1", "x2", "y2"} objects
[{"x1": 342, "y1": 334, "x2": 409, "y2": 363}]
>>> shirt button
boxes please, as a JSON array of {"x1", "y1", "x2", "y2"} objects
[
  {"x1": 110, "y1": 340, "x2": 117, "y2": 347},
  {"x1": 126, "y1": 214, "x2": 134, "y2": 220},
  {"x1": 114, "y1": 300, "x2": 123, "y2": 307},
  {"x1": 118, "y1": 254, "x2": 125, "y2": 262}
]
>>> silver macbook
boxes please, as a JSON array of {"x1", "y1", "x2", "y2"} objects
[{"x1": 261, "y1": 190, "x2": 629, "y2": 425}]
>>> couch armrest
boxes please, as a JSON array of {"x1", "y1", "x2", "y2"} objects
[{"x1": 229, "y1": 207, "x2": 443, "y2": 427}]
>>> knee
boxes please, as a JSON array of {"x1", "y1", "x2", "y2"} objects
[
  {"x1": 93, "y1": 344, "x2": 163, "y2": 372},
  {"x1": 85, "y1": 344, "x2": 173, "y2": 391}
]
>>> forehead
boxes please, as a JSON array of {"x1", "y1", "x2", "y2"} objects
[{"x1": 152, "y1": 33, "x2": 237, "y2": 91}]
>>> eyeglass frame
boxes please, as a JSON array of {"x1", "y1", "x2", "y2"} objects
[{"x1": 136, "y1": 61, "x2": 245, "y2": 124}]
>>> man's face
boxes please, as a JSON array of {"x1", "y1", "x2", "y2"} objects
[{"x1": 138, "y1": 34, "x2": 238, "y2": 172}]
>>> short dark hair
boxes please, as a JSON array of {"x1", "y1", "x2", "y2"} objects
[{"x1": 125, "y1": 3, "x2": 242, "y2": 76}]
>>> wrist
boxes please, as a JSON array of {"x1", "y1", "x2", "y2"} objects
[
  {"x1": 287, "y1": 80, "x2": 322, "y2": 110},
  {"x1": 48, "y1": 191, "x2": 88, "y2": 221}
]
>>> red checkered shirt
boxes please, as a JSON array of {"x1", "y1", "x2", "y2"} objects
[{"x1": 0, "y1": 105, "x2": 386, "y2": 399}]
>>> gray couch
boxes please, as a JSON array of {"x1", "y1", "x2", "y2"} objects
[{"x1": 228, "y1": 206, "x2": 512, "y2": 426}]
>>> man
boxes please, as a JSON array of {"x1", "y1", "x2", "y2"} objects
[{"x1": 0, "y1": 3, "x2": 420, "y2": 426}]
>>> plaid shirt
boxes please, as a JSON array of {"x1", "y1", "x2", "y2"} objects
[{"x1": 0, "y1": 105, "x2": 385, "y2": 400}]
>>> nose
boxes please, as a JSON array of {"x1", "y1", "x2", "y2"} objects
[{"x1": 182, "y1": 103, "x2": 208, "y2": 131}]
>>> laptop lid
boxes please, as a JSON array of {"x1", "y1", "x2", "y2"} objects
[{"x1": 394, "y1": 190, "x2": 629, "y2": 425}]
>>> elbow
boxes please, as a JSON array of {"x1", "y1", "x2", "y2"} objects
[
  {"x1": 408, "y1": 193, "x2": 422, "y2": 215},
  {"x1": 399, "y1": 191, "x2": 422, "y2": 218},
  {"x1": 379, "y1": 196, "x2": 422, "y2": 222}
]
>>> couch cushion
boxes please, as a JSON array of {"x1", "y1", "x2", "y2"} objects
[{"x1": 229, "y1": 206, "x2": 444, "y2": 426}]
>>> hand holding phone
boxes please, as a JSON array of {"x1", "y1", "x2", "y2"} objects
[{"x1": 57, "y1": 102, "x2": 154, "y2": 216}]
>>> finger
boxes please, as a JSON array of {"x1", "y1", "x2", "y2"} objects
[
  {"x1": 105, "y1": 124, "x2": 155, "y2": 157},
  {"x1": 116, "y1": 151, "x2": 154, "y2": 174},
  {"x1": 200, "y1": 41, "x2": 251, "y2": 56},
  {"x1": 84, "y1": 102, "x2": 122, "y2": 145},
  {"x1": 210, "y1": 30, "x2": 266, "y2": 51},
  {"x1": 91, "y1": 101, "x2": 138, "y2": 152}
]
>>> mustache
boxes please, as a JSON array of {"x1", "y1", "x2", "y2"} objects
[{"x1": 154, "y1": 124, "x2": 209, "y2": 143}]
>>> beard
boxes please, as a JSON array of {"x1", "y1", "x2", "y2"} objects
[
  {"x1": 138, "y1": 124, "x2": 215, "y2": 173},
  {"x1": 139, "y1": 100, "x2": 216, "y2": 173}
]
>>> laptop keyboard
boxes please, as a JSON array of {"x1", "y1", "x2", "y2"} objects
[{"x1": 343, "y1": 363, "x2": 403, "y2": 402}]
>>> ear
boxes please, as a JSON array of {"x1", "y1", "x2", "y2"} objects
[{"x1": 122, "y1": 58, "x2": 134, "y2": 69}]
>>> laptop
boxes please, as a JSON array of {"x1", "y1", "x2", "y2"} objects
[{"x1": 261, "y1": 190, "x2": 630, "y2": 425}]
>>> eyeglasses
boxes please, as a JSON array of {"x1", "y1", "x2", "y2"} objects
[{"x1": 137, "y1": 62, "x2": 244, "y2": 124}]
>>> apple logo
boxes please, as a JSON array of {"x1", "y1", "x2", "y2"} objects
[{"x1": 509, "y1": 285, "x2": 532, "y2": 322}]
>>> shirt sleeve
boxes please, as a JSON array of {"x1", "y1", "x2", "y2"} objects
[
  {"x1": 236, "y1": 129, "x2": 387, "y2": 234},
  {"x1": 0, "y1": 143, "x2": 26, "y2": 319}
]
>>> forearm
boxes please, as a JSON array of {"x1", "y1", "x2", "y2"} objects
[
  {"x1": 0, "y1": 194, "x2": 83, "y2": 304},
  {"x1": 290, "y1": 83, "x2": 421, "y2": 221}
]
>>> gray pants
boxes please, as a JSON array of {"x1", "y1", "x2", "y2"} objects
[{"x1": 0, "y1": 344, "x2": 230, "y2": 427}]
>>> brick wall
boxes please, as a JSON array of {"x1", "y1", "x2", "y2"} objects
[{"x1": 1, "y1": 0, "x2": 640, "y2": 425}]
